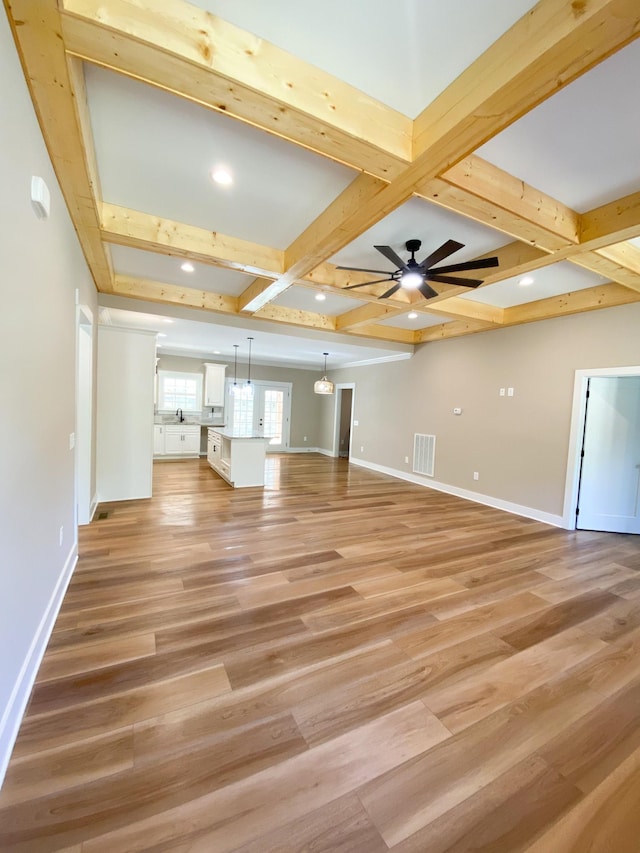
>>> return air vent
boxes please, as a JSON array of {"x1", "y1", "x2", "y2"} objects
[{"x1": 413, "y1": 433, "x2": 435, "y2": 477}]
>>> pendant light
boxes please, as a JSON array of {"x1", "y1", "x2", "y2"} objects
[
  {"x1": 245, "y1": 336, "x2": 255, "y2": 398},
  {"x1": 314, "y1": 352, "x2": 335, "y2": 395},
  {"x1": 230, "y1": 344, "x2": 240, "y2": 396}
]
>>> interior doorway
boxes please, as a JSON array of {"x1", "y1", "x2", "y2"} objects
[
  {"x1": 333, "y1": 384, "x2": 355, "y2": 459},
  {"x1": 76, "y1": 305, "x2": 94, "y2": 526},
  {"x1": 564, "y1": 366, "x2": 640, "y2": 532}
]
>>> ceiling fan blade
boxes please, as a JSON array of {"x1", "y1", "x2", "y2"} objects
[
  {"x1": 431, "y1": 256, "x2": 499, "y2": 274},
  {"x1": 336, "y1": 265, "x2": 396, "y2": 275},
  {"x1": 418, "y1": 281, "x2": 439, "y2": 300},
  {"x1": 420, "y1": 239, "x2": 464, "y2": 270},
  {"x1": 379, "y1": 283, "x2": 402, "y2": 299},
  {"x1": 345, "y1": 277, "x2": 394, "y2": 290},
  {"x1": 427, "y1": 274, "x2": 483, "y2": 288},
  {"x1": 374, "y1": 245, "x2": 408, "y2": 270}
]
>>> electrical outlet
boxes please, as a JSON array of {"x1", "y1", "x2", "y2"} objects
[
  {"x1": 499, "y1": 388, "x2": 506, "y2": 397},
  {"x1": 360, "y1": 446, "x2": 364, "y2": 453},
  {"x1": 353, "y1": 420, "x2": 359, "y2": 426},
  {"x1": 69, "y1": 432, "x2": 75, "y2": 450},
  {"x1": 303, "y1": 436, "x2": 307, "y2": 442},
  {"x1": 404, "y1": 456, "x2": 409, "y2": 464},
  {"x1": 473, "y1": 472, "x2": 479, "y2": 481},
  {"x1": 507, "y1": 387, "x2": 514, "y2": 397},
  {"x1": 59, "y1": 526, "x2": 64, "y2": 546}
]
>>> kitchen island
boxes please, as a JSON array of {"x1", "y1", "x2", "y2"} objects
[{"x1": 207, "y1": 428, "x2": 271, "y2": 488}]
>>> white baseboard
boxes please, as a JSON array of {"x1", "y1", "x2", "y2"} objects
[
  {"x1": 282, "y1": 446, "x2": 321, "y2": 453},
  {"x1": 315, "y1": 447, "x2": 337, "y2": 457},
  {"x1": 89, "y1": 494, "x2": 99, "y2": 522},
  {"x1": 350, "y1": 457, "x2": 565, "y2": 528},
  {"x1": 0, "y1": 542, "x2": 78, "y2": 789}
]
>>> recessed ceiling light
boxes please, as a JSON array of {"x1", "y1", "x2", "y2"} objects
[
  {"x1": 163, "y1": 319, "x2": 174, "y2": 324},
  {"x1": 519, "y1": 276, "x2": 535, "y2": 287},
  {"x1": 407, "y1": 311, "x2": 418, "y2": 319},
  {"x1": 157, "y1": 333, "x2": 167, "y2": 338},
  {"x1": 315, "y1": 293, "x2": 326, "y2": 301},
  {"x1": 181, "y1": 261, "x2": 195, "y2": 273},
  {"x1": 211, "y1": 167, "x2": 233, "y2": 185},
  {"x1": 213, "y1": 350, "x2": 221, "y2": 354}
]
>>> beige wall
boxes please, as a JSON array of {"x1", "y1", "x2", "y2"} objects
[
  {"x1": 321, "y1": 305, "x2": 640, "y2": 518},
  {"x1": 0, "y1": 10, "x2": 97, "y2": 780},
  {"x1": 157, "y1": 354, "x2": 322, "y2": 448}
]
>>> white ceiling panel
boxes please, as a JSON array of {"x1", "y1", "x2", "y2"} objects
[
  {"x1": 85, "y1": 64, "x2": 356, "y2": 248},
  {"x1": 272, "y1": 286, "x2": 366, "y2": 315},
  {"x1": 377, "y1": 312, "x2": 452, "y2": 330},
  {"x1": 99, "y1": 302, "x2": 412, "y2": 368},
  {"x1": 460, "y1": 261, "x2": 609, "y2": 309},
  {"x1": 477, "y1": 40, "x2": 640, "y2": 212},
  {"x1": 110, "y1": 245, "x2": 251, "y2": 295},
  {"x1": 330, "y1": 197, "x2": 509, "y2": 272},
  {"x1": 192, "y1": 0, "x2": 537, "y2": 117}
]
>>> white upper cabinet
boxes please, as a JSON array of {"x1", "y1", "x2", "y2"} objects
[{"x1": 204, "y1": 363, "x2": 226, "y2": 407}]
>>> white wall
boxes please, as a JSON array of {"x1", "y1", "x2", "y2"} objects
[
  {"x1": 323, "y1": 304, "x2": 640, "y2": 525},
  {"x1": 0, "y1": 12, "x2": 97, "y2": 783}
]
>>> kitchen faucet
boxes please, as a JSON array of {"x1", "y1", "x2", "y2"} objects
[{"x1": 176, "y1": 408, "x2": 184, "y2": 422}]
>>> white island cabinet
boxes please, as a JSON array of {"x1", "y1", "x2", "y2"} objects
[{"x1": 207, "y1": 429, "x2": 269, "y2": 488}]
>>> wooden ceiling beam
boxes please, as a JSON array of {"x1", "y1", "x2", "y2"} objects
[
  {"x1": 59, "y1": 0, "x2": 411, "y2": 180},
  {"x1": 440, "y1": 155, "x2": 580, "y2": 249},
  {"x1": 101, "y1": 203, "x2": 284, "y2": 278},
  {"x1": 418, "y1": 282, "x2": 640, "y2": 343},
  {"x1": 334, "y1": 303, "x2": 408, "y2": 332},
  {"x1": 581, "y1": 190, "x2": 640, "y2": 248},
  {"x1": 5, "y1": 0, "x2": 114, "y2": 292},
  {"x1": 113, "y1": 274, "x2": 239, "y2": 314},
  {"x1": 246, "y1": 0, "x2": 640, "y2": 312}
]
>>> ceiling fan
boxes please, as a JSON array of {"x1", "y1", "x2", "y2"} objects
[{"x1": 337, "y1": 239, "x2": 499, "y2": 301}]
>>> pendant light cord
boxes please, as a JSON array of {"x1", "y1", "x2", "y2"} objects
[{"x1": 247, "y1": 337, "x2": 253, "y2": 385}]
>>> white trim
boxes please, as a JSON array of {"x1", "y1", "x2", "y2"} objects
[
  {"x1": 89, "y1": 494, "x2": 99, "y2": 522},
  {"x1": 282, "y1": 446, "x2": 319, "y2": 453},
  {"x1": 337, "y1": 352, "x2": 412, "y2": 369},
  {"x1": 0, "y1": 542, "x2": 78, "y2": 788},
  {"x1": 351, "y1": 457, "x2": 565, "y2": 528},
  {"x1": 332, "y1": 383, "x2": 356, "y2": 459},
  {"x1": 315, "y1": 447, "x2": 336, "y2": 457},
  {"x1": 563, "y1": 364, "x2": 640, "y2": 530}
]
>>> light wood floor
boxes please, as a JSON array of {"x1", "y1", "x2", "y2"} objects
[{"x1": 2, "y1": 455, "x2": 640, "y2": 852}]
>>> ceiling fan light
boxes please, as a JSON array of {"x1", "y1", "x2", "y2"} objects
[{"x1": 400, "y1": 271, "x2": 422, "y2": 289}]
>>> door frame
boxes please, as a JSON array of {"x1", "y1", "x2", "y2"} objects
[
  {"x1": 331, "y1": 383, "x2": 356, "y2": 459},
  {"x1": 563, "y1": 364, "x2": 640, "y2": 529},
  {"x1": 76, "y1": 303, "x2": 95, "y2": 526}
]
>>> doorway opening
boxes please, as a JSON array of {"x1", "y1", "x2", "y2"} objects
[
  {"x1": 333, "y1": 384, "x2": 355, "y2": 459},
  {"x1": 76, "y1": 305, "x2": 94, "y2": 526},
  {"x1": 563, "y1": 366, "x2": 640, "y2": 533}
]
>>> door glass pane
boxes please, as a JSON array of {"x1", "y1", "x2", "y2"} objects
[
  {"x1": 230, "y1": 386, "x2": 255, "y2": 435},
  {"x1": 263, "y1": 390, "x2": 284, "y2": 445}
]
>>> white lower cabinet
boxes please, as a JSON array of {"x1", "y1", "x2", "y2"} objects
[
  {"x1": 207, "y1": 428, "x2": 268, "y2": 488},
  {"x1": 153, "y1": 425, "x2": 165, "y2": 456},
  {"x1": 159, "y1": 424, "x2": 200, "y2": 457}
]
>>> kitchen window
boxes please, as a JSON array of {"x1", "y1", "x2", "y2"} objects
[{"x1": 157, "y1": 370, "x2": 203, "y2": 413}]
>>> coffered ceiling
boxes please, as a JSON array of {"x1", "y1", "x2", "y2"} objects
[{"x1": 5, "y1": 0, "x2": 640, "y2": 364}]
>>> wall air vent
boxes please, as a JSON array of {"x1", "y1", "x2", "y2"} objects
[{"x1": 413, "y1": 433, "x2": 435, "y2": 477}]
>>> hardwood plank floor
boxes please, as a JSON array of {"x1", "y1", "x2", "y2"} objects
[{"x1": 2, "y1": 454, "x2": 640, "y2": 851}]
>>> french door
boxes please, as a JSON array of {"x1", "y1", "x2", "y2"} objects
[{"x1": 225, "y1": 380, "x2": 291, "y2": 451}]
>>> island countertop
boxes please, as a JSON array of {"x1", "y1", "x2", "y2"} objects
[{"x1": 209, "y1": 429, "x2": 271, "y2": 441}]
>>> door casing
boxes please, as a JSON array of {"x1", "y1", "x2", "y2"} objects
[{"x1": 563, "y1": 364, "x2": 640, "y2": 529}]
